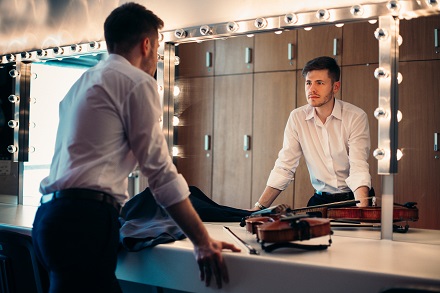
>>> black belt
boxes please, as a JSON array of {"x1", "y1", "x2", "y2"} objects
[
  {"x1": 315, "y1": 191, "x2": 353, "y2": 198},
  {"x1": 40, "y1": 188, "x2": 121, "y2": 213}
]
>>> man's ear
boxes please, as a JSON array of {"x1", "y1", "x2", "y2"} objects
[
  {"x1": 141, "y1": 37, "x2": 151, "y2": 56},
  {"x1": 333, "y1": 81, "x2": 341, "y2": 93}
]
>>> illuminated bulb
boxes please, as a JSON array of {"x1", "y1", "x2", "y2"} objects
[
  {"x1": 173, "y1": 85, "x2": 181, "y2": 97},
  {"x1": 227, "y1": 22, "x2": 239, "y2": 33},
  {"x1": 70, "y1": 44, "x2": 82, "y2": 53},
  {"x1": 374, "y1": 67, "x2": 390, "y2": 79},
  {"x1": 304, "y1": 27, "x2": 313, "y2": 31},
  {"x1": 21, "y1": 52, "x2": 31, "y2": 59},
  {"x1": 350, "y1": 5, "x2": 364, "y2": 16},
  {"x1": 172, "y1": 146, "x2": 179, "y2": 157},
  {"x1": 53, "y1": 47, "x2": 64, "y2": 55},
  {"x1": 173, "y1": 116, "x2": 180, "y2": 126},
  {"x1": 247, "y1": 34, "x2": 254, "y2": 38},
  {"x1": 8, "y1": 120, "x2": 19, "y2": 128},
  {"x1": 397, "y1": 72, "x2": 403, "y2": 84},
  {"x1": 89, "y1": 41, "x2": 100, "y2": 50},
  {"x1": 29, "y1": 146, "x2": 36, "y2": 153},
  {"x1": 254, "y1": 18, "x2": 268, "y2": 29},
  {"x1": 200, "y1": 25, "x2": 212, "y2": 36},
  {"x1": 368, "y1": 19, "x2": 378, "y2": 24},
  {"x1": 397, "y1": 110, "x2": 403, "y2": 122},
  {"x1": 396, "y1": 149, "x2": 403, "y2": 160},
  {"x1": 158, "y1": 33, "x2": 164, "y2": 42},
  {"x1": 387, "y1": 0, "x2": 401, "y2": 13},
  {"x1": 284, "y1": 13, "x2": 298, "y2": 25},
  {"x1": 7, "y1": 54, "x2": 16, "y2": 62},
  {"x1": 373, "y1": 148, "x2": 386, "y2": 160},
  {"x1": 316, "y1": 9, "x2": 330, "y2": 21},
  {"x1": 274, "y1": 30, "x2": 283, "y2": 35},
  {"x1": 174, "y1": 29, "x2": 187, "y2": 39},
  {"x1": 174, "y1": 56, "x2": 180, "y2": 66},
  {"x1": 374, "y1": 28, "x2": 389, "y2": 40},
  {"x1": 157, "y1": 53, "x2": 164, "y2": 62},
  {"x1": 8, "y1": 95, "x2": 19, "y2": 103},
  {"x1": 398, "y1": 35, "x2": 403, "y2": 46},
  {"x1": 335, "y1": 23, "x2": 344, "y2": 27},
  {"x1": 7, "y1": 145, "x2": 18, "y2": 154},
  {"x1": 9, "y1": 69, "x2": 19, "y2": 78},
  {"x1": 374, "y1": 108, "x2": 389, "y2": 119}
]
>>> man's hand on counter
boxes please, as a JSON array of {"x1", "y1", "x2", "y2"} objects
[{"x1": 165, "y1": 197, "x2": 241, "y2": 289}]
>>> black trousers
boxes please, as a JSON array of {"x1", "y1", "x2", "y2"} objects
[
  {"x1": 307, "y1": 188, "x2": 375, "y2": 207},
  {"x1": 32, "y1": 195, "x2": 122, "y2": 293}
]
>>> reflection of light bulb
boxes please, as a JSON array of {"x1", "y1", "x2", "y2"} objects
[
  {"x1": 173, "y1": 86, "x2": 180, "y2": 97},
  {"x1": 173, "y1": 116, "x2": 180, "y2": 126},
  {"x1": 284, "y1": 13, "x2": 298, "y2": 25},
  {"x1": 350, "y1": 5, "x2": 364, "y2": 16},
  {"x1": 274, "y1": 30, "x2": 283, "y2": 35},
  {"x1": 397, "y1": 72, "x2": 403, "y2": 84},
  {"x1": 398, "y1": 35, "x2": 403, "y2": 46},
  {"x1": 304, "y1": 27, "x2": 313, "y2": 31},
  {"x1": 335, "y1": 23, "x2": 344, "y2": 27},
  {"x1": 374, "y1": 28, "x2": 389, "y2": 41},
  {"x1": 396, "y1": 149, "x2": 403, "y2": 160},
  {"x1": 374, "y1": 67, "x2": 390, "y2": 79},
  {"x1": 373, "y1": 148, "x2": 386, "y2": 160},
  {"x1": 172, "y1": 146, "x2": 179, "y2": 157},
  {"x1": 174, "y1": 56, "x2": 180, "y2": 66},
  {"x1": 368, "y1": 19, "x2": 378, "y2": 24},
  {"x1": 397, "y1": 110, "x2": 403, "y2": 122},
  {"x1": 7, "y1": 145, "x2": 18, "y2": 154}
]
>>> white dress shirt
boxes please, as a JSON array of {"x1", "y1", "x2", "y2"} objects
[
  {"x1": 40, "y1": 54, "x2": 189, "y2": 207},
  {"x1": 267, "y1": 98, "x2": 371, "y2": 194}
]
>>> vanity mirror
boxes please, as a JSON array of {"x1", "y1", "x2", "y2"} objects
[{"x1": 0, "y1": 0, "x2": 439, "y2": 244}]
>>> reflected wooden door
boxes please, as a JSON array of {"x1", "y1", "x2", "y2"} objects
[
  {"x1": 395, "y1": 60, "x2": 440, "y2": 229},
  {"x1": 174, "y1": 77, "x2": 214, "y2": 196},
  {"x1": 252, "y1": 71, "x2": 296, "y2": 208},
  {"x1": 341, "y1": 65, "x2": 381, "y2": 202},
  {"x1": 212, "y1": 74, "x2": 253, "y2": 208}
]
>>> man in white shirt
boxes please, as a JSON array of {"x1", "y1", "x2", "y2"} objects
[
  {"x1": 32, "y1": 3, "x2": 239, "y2": 292},
  {"x1": 253, "y1": 56, "x2": 372, "y2": 212}
]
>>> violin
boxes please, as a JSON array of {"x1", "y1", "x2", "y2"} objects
[
  {"x1": 244, "y1": 214, "x2": 333, "y2": 252},
  {"x1": 327, "y1": 205, "x2": 419, "y2": 223}
]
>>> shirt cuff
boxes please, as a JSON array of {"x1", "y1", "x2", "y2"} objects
[
  {"x1": 267, "y1": 169, "x2": 294, "y2": 191},
  {"x1": 150, "y1": 174, "x2": 190, "y2": 208},
  {"x1": 345, "y1": 173, "x2": 371, "y2": 193}
]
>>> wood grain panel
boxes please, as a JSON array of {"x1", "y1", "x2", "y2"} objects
[
  {"x1": 341, "y1": 65, "x2": 381, "y2": 203},
  {"x1": 395, "y1": 60, "x2": 440, "y2": 229},
  {"x1": 212, "y1": 74, "x2": 253, "y2": 208},
  {"x1": 214, "y1": 35, "x2": 254, "y2": 75},
  {"x1": 174, "y1": 77, "x2": 214, "y2": 196},
  {"x1": 297, "y1": 25, "x2": 343, "y2": 69},
  {"x1": 252, "y1": 71, "x2": 296, "y2": 208},
  {"x1": 176, "y1": 41, "x2": 214, "y2": 77},
  {"x1": 254, "y1": 30, "x2": 297, "y2": 72},
  {"x1": 342, "y1": 21, "x2": 379, "y2": 66}
]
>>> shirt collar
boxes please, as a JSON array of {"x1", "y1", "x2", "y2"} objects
[{"x1": 304, "y1": 98, "x2": 342, "y2": 121}]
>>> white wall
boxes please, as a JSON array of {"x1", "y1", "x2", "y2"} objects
[{"x1": 0, "y1": 0, "x2": 385, "y2": 55}]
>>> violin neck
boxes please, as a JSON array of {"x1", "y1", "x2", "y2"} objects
[{"x1": 291, "y1": 199, "x2": 360, "y2": 214}]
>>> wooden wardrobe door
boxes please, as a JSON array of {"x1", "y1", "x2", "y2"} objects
[
  {"x1": 174, "y1": 77, "x2": 214, "y2": 196},
  {"x1": 297, "y1": 25, "x2": 343, "y2": 69},
  {"x1": 395, "y1": 60, "x2": 440, "y2": 229},
  {"x1": 212, "y1": 74, "x2": 253, "y2": 208},
  {"x1": 341, "y1": 65, "x2": 381, "y2": 201},
  {"x1": 252, "y1": 71, "x2": 296, "y2": 208}
]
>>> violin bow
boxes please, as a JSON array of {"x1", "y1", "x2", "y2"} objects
[{"x1": 223, "y1": 226, "x2": 259, "y2": 255}]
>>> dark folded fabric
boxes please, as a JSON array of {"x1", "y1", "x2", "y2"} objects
[{"x1": 119, "y1": 186, "x2": 252, "y2": 251}]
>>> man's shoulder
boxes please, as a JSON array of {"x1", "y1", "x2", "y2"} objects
[{"x1": 338, "y1": 99, "x2": 367, "y2": 116}]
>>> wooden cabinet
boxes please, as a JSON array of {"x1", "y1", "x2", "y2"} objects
[
  {"x1": 297, "y1": 25, "x2": 343, "y2": 69},
  {"x1": 212, "y1": 74, "x2": 253, "y2": 208},
  {"x1": 214, "y1": 35, "x2": 254, "y2": 75},
  {"x1": 342, "y1": 21, "x2": 379, "y2": 66},
  {"x1": 254, "y1": 30, "x2": 297, "y2": 72},
  {"x1": 341, "y1": 65, "x2": 381, "y2": 200},
  {"x1": 394, "y1": 60, "x2": 440, "y2": 229},
  {"x1": 400, "y1": 14, "x2": 440, "y2": 62},
  {"x1": 176, "y1": 41, "x2": 214, "y2": 77},
  {"x1": 252, "y1": 71, "x2": 296, "y2": 207},
  {"x1": 174, "y1": 77, "x2": 214, "y2": 196}
]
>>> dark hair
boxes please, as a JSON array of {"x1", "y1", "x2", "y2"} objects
[
  {"x1": 104, "y1": 2, "x2": 164, "y2": 53},
  {"x1": 302, "y1": 56, "x2": 340, "y2": 83}
]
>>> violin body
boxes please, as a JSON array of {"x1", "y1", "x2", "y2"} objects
[
  {"x1": 256, "y1": 217, "x2": 332, "y2": 243},
  {"x1": 327, "y1": 206, "x2": 419, "y2": 223}
]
